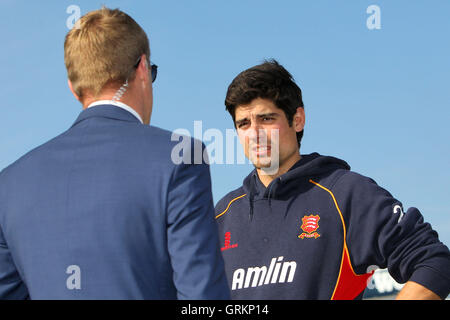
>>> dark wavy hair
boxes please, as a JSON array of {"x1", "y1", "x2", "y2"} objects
[{"x1": 225, "y1": 59, "x2": 304, "y2": 147}]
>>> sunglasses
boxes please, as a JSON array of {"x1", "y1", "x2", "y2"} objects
[{"x1": 134, "y1": 56, "x2": 158, "y2": 83}]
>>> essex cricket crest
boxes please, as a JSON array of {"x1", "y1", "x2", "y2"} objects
[{"x1": 298, "y1": 214, "x2": 320, "y2": 239}]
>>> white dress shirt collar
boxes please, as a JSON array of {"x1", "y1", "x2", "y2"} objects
[{"x1": 86, "y1": 100, "x2": 144, "y2": 124}]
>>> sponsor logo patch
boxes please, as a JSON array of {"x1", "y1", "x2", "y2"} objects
[
  {"x1": 231, "y1": 256, "x2": 297, "y2": 290},
  {"x1": 298, "y1": 214, "x2": 320, "y2": 239}
]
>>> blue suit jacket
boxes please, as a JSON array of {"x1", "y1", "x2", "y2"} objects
[{"x1": 0, "y1": 105, "x2": 230, "y2": 299}]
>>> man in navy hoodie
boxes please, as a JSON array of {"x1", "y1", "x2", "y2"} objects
[{"x1": 215, "y1": 59, "x2": 450, "y2": 300}]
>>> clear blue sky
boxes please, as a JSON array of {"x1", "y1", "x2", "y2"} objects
[{"x1": 0, "y1": 1, "x2": 449, "y2": 245}]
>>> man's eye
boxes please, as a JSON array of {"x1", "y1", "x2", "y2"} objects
[
  {"x1": 263, "y1": 117, "x2": 274, "y2": 121},
  {"x1": 237, "y1": 122, "x2": 248, "y2": 128}
]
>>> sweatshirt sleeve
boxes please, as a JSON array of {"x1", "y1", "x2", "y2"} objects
[{"x1": 332, "y1": 171, "x2": 450, "y2": 299}]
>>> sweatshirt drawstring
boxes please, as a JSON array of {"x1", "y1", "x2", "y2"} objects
[
  {"x1": 248, "y1": 174, "x2": 257, "y2": 221},
  {"x1": 267, "y1": 177, "x2": 281, "y2": 208},
  {"x1": 248, "y1": 175, "x2": 284, "y2": 221},
  {"x1": 249, "y1": 193, "x2": 254, "y2": 221},
  {"x1": 268, "y1": 185, "x2": 273, "y2": 207}
]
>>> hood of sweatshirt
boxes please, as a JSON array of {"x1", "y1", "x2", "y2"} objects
[{"x1": 242, "y1": 152, "x2": 350, "y2": 220}]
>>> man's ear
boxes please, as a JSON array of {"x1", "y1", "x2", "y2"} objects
[
  {"x1": 68, "y1": 79, "x2": 80, "y2": 102},
  {"x1": 136, "y1": 54, "x2": 150, "y2": 85},
  {"x1": 293, "y1": 107, "x2": 305, "y2": 132}
]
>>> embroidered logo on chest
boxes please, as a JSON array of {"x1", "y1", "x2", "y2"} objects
[
  {"x1": 298, "y1": 214, "x2": 321, "y2": 239},
  {"x1": 221, "y1": 231, "x2": 238, "y2": 251}
]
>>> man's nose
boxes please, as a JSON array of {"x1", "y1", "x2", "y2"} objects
[{"x1": 247, "y1": 123, "x2": 266, "y2": 144}]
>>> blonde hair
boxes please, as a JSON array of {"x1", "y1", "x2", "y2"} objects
[{"x1": 64, "y1": 7, "x2": 150, "y2": 100}]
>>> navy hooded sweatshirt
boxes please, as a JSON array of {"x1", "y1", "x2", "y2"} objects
[{"x1": 215, "y1": 153, "x2": 450, "y2": 300}]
